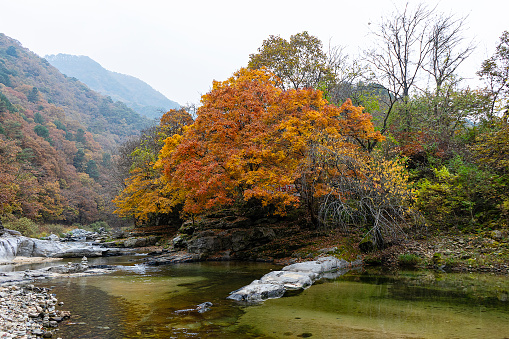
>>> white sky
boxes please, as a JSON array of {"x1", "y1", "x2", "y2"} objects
[{"x1": 1, "y1": 0, "x2": 507, "y2": 105}]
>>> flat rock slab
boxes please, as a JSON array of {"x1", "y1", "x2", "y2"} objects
[
  {"x1": 227, "y1": 256, "x2": 361, "y2": 303},
  {"x1": 0, "y1": 264, "x2": 115, "y2": 286},
  {"x1": 146, "y1": 251, "x2": 201, "y2": 266},
  {"x1": 259, "y1": 270, "x2": 315, "y2": 289},
  {"x1": 227, "y1": 280, "x2": 285, "y2": 302},
  {"x1": 282, "y1": 261, "x2": 324, "y2": 274},
  {"x1": 282, "y1": 256, "x2": 350, "y2": 274}
]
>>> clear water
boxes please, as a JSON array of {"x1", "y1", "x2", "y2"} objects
[{"x1": 34, "y1": 257, "x2": 509, "y2": 339}]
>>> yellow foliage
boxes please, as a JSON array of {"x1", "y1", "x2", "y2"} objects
[{"x1": 153, "y1": 68, "x2": 385, "y2": 217}]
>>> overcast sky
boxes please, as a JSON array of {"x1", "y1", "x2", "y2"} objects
[{"x1": 1, "y1": 0, "x2": 508, "y2": 106}]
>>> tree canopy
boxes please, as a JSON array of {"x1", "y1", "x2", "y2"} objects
[{"x1": 131, "y1": 68, "x2": 382, "y2": 221}]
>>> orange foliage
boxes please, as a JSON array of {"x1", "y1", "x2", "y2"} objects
[
  {"x1": 155, "y1": 68, "x2": 384, "y2": 217},
  {"x1": 113, "y1": 108, "x2": 194, "y2": 221}
]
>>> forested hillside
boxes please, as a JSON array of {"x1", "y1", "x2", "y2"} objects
[
  {"x1": 45, "y1": 54, "x2": 180, "y2": 119},
  {"x1": 0, "y1": 33, "x2": 149, "y2": 227}
]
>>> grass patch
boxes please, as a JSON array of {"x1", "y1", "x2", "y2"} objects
[{"x1": 397, "y1": 253, "x2": 422, "y2": 267}]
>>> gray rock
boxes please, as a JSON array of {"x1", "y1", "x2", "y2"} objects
[
  {"x1": 123, "y1": 236, "x2": 158, "y2": 248},
  {"x1": 47, "y1": 263, "x2": 88, "y2": 274},
  {"x1": 282, "y1": 261, "x2": 324, "y2": 274},
  {"x1": 227, "y1": 280, "x2": 286, "y2": 302},
  {"x1": 196, "y1": 301, "x2": 213, "y2": 313},
  {"x1": 228, "y1": 256, "x2": 360, "y2": 303},
  {"x1": 5, "y1": 229, "x2": 21, "y2": 236},
  {"x1": 1, "y1": 233, "x2": 111, "y2": 260},
  {"x1": 51, "y1": 247, "x2": 103, "y2": 258},
  {"x1": 171, "y1": 235, "x2": 186, "y2": 249},
  {"x1": 259, "y1": 270, "x2": 315, "y2": 289},
  {"x1": 147, "y1": 251, "x2": 201, "y2": 266},
  {"x1": 316, "y1": 256, "x2": 350, "y2": 271},
  {"x1": 187, "y1": 235, "x2": 222, "y2": 254},
  {"x1": 48, "y1": 234, "x2": 59, "y2": 241}
]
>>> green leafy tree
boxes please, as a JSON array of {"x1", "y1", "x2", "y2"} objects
[
  {"x1": 248, "y1": 31, "x2": 335, "y2": 90},
  {"x1": 478, "y1": 31, "x2": 509, "y2": 118},
  {"x1": 73, "y1": 148, "x2": 86, "y2": 172},
  {"x1": 27, "y1": 87, "x2": 39, "y2": 103},
  {"x1": 34, "y1": 112, "x2": 44, "y2": 124},
  {"x1": 33, "y1": 124, "x2": 49, "y2": 139},
  {"x1": 85, "y1": 160, "x2": 100, "y2": 180}
]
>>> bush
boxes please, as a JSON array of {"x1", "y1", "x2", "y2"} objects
[
  {"x1": 89, "y1": 221, "x2": 110, "y2": 233},
  {"x1": 38, "y1": 223, "x2": 73, "y2": 238},
  {"x1": 4, "y1": 217, "x2": 38, "y2": 237},
  {"x1": 415, "y1": 158, "x2": 503, "y2": 230},
  {"x1": 398, "y1": 253, "x2": 422, "y2": 267}
]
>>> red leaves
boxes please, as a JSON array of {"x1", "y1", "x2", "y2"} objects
[{"x1": 154, "y1": 68, "x2": 384, "y2": 217}]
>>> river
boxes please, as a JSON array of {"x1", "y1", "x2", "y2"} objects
[{"x1": 13, "y1": 255, "x2": 509, "y2": 338}]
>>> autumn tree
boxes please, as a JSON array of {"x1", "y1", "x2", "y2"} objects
[
  {"x1": 113, "y1": 108, "x2": 193, "y2": 223},
  {"x1": 248, "y1": 32, "x2": 336, "y2": 90},
  {"x1": 154, "y1": 68, "x2": 384, "y2": 225}
]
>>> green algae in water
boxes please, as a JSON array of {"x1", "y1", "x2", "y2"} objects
[
  {"x1": 39, "y1": 262, "x2": 509, "y2": 339},
  {"x1": 235, "y1": 271, "x2": 509, "y2": 339}
]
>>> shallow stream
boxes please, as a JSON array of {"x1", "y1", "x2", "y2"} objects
[{"x1": 22, "y1": 256, "x2": 509, "y2": 338}]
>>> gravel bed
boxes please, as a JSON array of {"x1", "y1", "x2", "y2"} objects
[{"x1": 0, "y1": 284, "x2": 69, "y2": 339}]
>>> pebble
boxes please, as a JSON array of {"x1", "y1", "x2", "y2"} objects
[{"x1": 0, "y1": 285, "x2": 70, "y2": 338}]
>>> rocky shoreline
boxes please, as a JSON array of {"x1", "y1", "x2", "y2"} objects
[
  {"x1": 0, "y1": 258, "x2": 116, "y2": 339},
  {"x1": 0, "y1": 284, "x2": 69, "y2": 339}
]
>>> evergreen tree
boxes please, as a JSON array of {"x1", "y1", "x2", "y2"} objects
[{"x1": 27, "y1": 87, "x2": 39, "y2": 103}]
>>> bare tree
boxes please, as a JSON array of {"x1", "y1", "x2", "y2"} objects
[
  {"x1": 365, "y1": 3, "x2": 433, "y2": 134},
  {"x1": 424, "y1": 14, "x2": 475, "y2": 94},
  {"x1": 315, "y1": 146, "x2": 421, "y2": 249}
]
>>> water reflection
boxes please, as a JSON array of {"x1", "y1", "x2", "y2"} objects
[{"x1": 36, "y1": 260, "x2": 509, "y2": 339}]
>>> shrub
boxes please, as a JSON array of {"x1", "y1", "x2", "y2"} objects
[
  {"x1": 89, "y1": 221, "x2": 110, "y2": 233},
  {"x1": 38, "y1": 223, "x2": 73, "y2": 238},
  {"x1": 398, "y1": 253, "x2": 422, "y2": 267},
  {"x1": 4, "y1": 217, "x2": 38, "y2": 238}
]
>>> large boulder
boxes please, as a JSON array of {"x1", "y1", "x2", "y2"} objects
[
  {"x1": 187, "y1": 234, "x2": 222, "y2": 254},
  {"x1": 182, "y1": 227, "x2": 276, "y2": 256},
  {"x1": 1, "y1": 234, "x2": 112, "y2": 260},
  {"x1": 227, "y1": 256, "x2": 359, "y2": 303},
  {"x1": 227, "y1": 280, "x2": 286, "y2": 302},
  {"x1": 259, "y1": 270, "x2": 315, "y2": 289},
  {"x1": 123, "y1": 236, "x2": 158, "y2": 248}
]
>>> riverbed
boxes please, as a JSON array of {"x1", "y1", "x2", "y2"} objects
[{"x1": 15, "y1": 256, "x2": 509, "y2": 338}]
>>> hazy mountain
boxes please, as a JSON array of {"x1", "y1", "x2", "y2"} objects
[
  {"x1": 45, "y1": 54, "x2": 179, "y2": 119},
  {"x1": 0, "y1": 33, "x2": 150, "y2": 225}
]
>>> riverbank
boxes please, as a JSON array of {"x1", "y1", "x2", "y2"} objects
[
  {"x1": 0, "y1": 228, "x2": 507, "y2": 339},
  {"x1": 0, "y1": 259, "x2": 119, "y2": 338},
  {"x1": 141, "y1": 223, "x2": 509, "y2": 274},
  {"x1": 366, "y1": 232, "x2": 509, "y2": 274},
  {"x1": 0, "y1": 284, "x2": 69, "y2": 339}
]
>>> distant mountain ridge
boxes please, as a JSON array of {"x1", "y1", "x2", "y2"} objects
[
  {"x1": 0, "y1": 33, "x2": 151, "y2": 226},
  {"x1": 45, "y1": 54, "x2": 179, "y2": 119}
]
